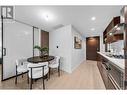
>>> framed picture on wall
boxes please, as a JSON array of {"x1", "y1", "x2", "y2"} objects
[{"x1": 74, "y1": 36, "x2": 82, "y2": 49}]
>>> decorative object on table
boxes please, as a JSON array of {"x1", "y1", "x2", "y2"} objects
[
  {"x1": 74, "y1": 36, "x2": 82, "y2": 49},
  {"x1": 34, "y1": 45, "x2": 49, "y2": 58}
]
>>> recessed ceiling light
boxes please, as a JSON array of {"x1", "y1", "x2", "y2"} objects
[
  {"x1": 43, "y1": 13, "x2": 49, "y2": 21},
  {"x1": 91, "y1": 28, "x2": 95, "y2": 31},
  {"x1": 114, "y1": 25, "x2": 117, "y2": 28},
  {"x1": 91, "y1": 17, "x2": 96, "y2": 21},
  {"x1": 116, "y1": 27, "x2": 120, "y2": 30},
  {"x1": 109, "y1": 32, "x2": 113, "y2": 36},
  {"x1": 43, "y1": 12, "x2": 54, "y2": 21}
]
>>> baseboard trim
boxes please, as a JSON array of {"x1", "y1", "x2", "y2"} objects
[
  {"x1": 71, "y1": 59, "x2": 85, "y2": 72},
  {"x1": 2, "y1": 72, "x2": 27, "y2": 81}
]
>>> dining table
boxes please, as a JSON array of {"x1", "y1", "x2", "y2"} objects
[{"x1": 27, "y1": 55, "x2": 55, "y2": 63}]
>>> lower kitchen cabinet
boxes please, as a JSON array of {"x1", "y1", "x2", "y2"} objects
[
  {"x1": 108, "y1": 76, "x2": 116, "y2": 89},
  {"x1": 108, "y1": 63, "x2": 124, "y2": 89},
  {"x1": 101, "y1": 63, "x2": 109, "y2": 88},
  {"x1": 97, "y1": 53, "x2": 124, "y2": 89}
]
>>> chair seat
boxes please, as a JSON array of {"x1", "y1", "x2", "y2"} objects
[
  {"x1": 49, "y1": 63, "x2": 58, "y2": 68},
  {"x1": 17, "y1": 66, "x2": 28, "y2": 73},
  {"x1": 28, "y1": 67, "x2": 49, "y2": 79}
]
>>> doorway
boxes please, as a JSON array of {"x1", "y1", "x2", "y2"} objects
[
  {"x1": 86, "y1": 36, "x2": 100, "y2": 61},
  {"x1": 0, "y1": 16, "x2": 3, "y2": 81}
]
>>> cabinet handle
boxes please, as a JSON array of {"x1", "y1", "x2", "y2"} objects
[
  {"x1": 108, "y1": 67, "x2": 111, "y2": 70},
  {"x1": 3, "y1": 48, "x2": 6, "y2": 56}
]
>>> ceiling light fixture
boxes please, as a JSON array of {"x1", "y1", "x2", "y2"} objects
[
  {"x1": 43, "y1": 12, "x2": 54, "y2": 21},
  {"x1": 91, "y1": 16, "x2": 96, "y2": 21},
  {"x1": 43, "y1": 13, "x2": 49, "y2": 21},
  {"x1": 116, "y1": 27, "x2": 120, "y2": 30},
  {"x1": 109, "y1": 32, "x2": 113, "y2": 36},
  {"x1": 91, "y1": 28, "x2": 95, "y2": 31}
]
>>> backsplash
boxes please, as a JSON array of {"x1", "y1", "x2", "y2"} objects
[{"x1": 108, "y1": 40, "x2": 124, "y2": 55}]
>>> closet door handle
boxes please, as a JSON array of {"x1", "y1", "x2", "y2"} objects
[{"x1": 3, "y1": 48, "x2": 6, "y2": 56}]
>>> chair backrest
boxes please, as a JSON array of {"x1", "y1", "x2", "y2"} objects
[
  {"x1": 55, "y1": 56, "x2": 60, "y2": 66},
  {"x1": 16, "y1": 58, "x2": 27, "y2": 66},
  {"x1": 27, "y1": 62, "x2": 49, "y2": 78}
]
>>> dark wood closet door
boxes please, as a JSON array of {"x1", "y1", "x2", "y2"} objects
[
  {"x1": 41, "y1": 30, "x2": 49, "y2": 48},
  {"x1": 86, "y1": 36, "x2": 100, "y2": 61}
]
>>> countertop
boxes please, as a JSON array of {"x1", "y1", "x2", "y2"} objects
[{"x1": 97, "y1": 52, "x2": 125, "y2": 72}]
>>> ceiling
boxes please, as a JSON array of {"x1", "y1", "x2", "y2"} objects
[{"x1": 15, "y1": 6, "x2": 123, "y2": 37}]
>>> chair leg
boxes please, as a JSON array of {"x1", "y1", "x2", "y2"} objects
[
  {"x1": 49, "y1": 67, "x2": 51, "y2": 79},
  {"x1": 30, "y1": 68, "x2": 33, "y2": 89},
  {"x1": 15, "y1": 68, "x2": 17, "y2": 84},
  {"x1": 58, "y1": 67, "x2": 60, "y2": 77},
  {"x1": 30, "y1": 78, "x2": 33, "y2": 89},
  {"x1": 15, "y1": 75, "x2": 17, "y2": 84},
  {"x1": 22, "y1": 73, "x2": 23, "y2": 78},
  {"x1": 35, "y1": 79, "x2": 37, "y2": 82},
  {"x1": 43, "y1": 77, "x2": 45, "y2": 89},
  {"x1": 46, "y1": 74, "x2": 48, "y2": 81},
  {"x1": 27, "y1": 73, "x2": 29, "y2": 84},
  {"x1": 42, "y1": 67, "x2": 45, "y2": 89}
]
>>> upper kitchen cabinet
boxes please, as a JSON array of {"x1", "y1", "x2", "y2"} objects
[{"x1": 103, "y1": 16, "x2": 124, "y2": 44}]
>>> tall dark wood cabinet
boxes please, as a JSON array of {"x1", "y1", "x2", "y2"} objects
[
  {"x1": 41, "y1": 30, "x2": 49, "y2": 48},
  {"x1": 103, "y1": 16, "x2": 122, "y2": 44}
]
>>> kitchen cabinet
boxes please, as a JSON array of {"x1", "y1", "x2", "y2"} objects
[
  {"x1": 97, "y1": 53, "x2": 124, "y2": 89},
  {"x1": 108, "y1": 76, "x2": 116, "y2": 89},
  {"x1": 101, "y1": 62, "x2": 109, "y2": 88},
  {"x1": 97, "y1": 55, "x2": 109, "y2": 88},
  {"x1": 106, "y1": 34, "x2": 123, "y2": 43},
  {"x1": 103, "y1": 16, "x2": 124, "y2": 44},
  {"x1": 108, "y1": 63, "x2": 124, "y2": 89}
]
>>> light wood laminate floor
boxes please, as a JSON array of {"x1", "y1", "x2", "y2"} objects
[{"x1": 0, "y1": 60, "x2": 105, "y2": 89}]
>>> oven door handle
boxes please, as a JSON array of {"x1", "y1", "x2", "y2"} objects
[
  {"x1": 108, "y1": 67, "x2": 111, "y2": 70},
  {"x1": 102, "y1": 63, "x2": 109, "y2": 71}
]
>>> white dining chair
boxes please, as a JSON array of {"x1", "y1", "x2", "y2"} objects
[
  {"x1": 15, "y1": 58, "x2": 29, "y2": 84},
  {"x1": 49, "y1": 56, "x2": 61, "y2": 78},
  {"x1": 27, "y1": 62, "x2": 49, "y2": 89}
]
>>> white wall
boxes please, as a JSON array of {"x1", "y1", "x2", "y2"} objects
[
  {"x1": 49, "y1": 25, "x2": 86, "y2": 73},
  {"x1": 49, "y1": 25, "x2": 72, "y2": 73},
  {"x1": 71, "y1": 27, "x2": 85, "y2": 71}
]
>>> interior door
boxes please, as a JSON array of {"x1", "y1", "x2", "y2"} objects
[
  {"x1": 3, "y1": 19, "x2": 33, "y2": 79},
  {"x1": 86, "y1": 36, "x2": 100, "y2": 61}
]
